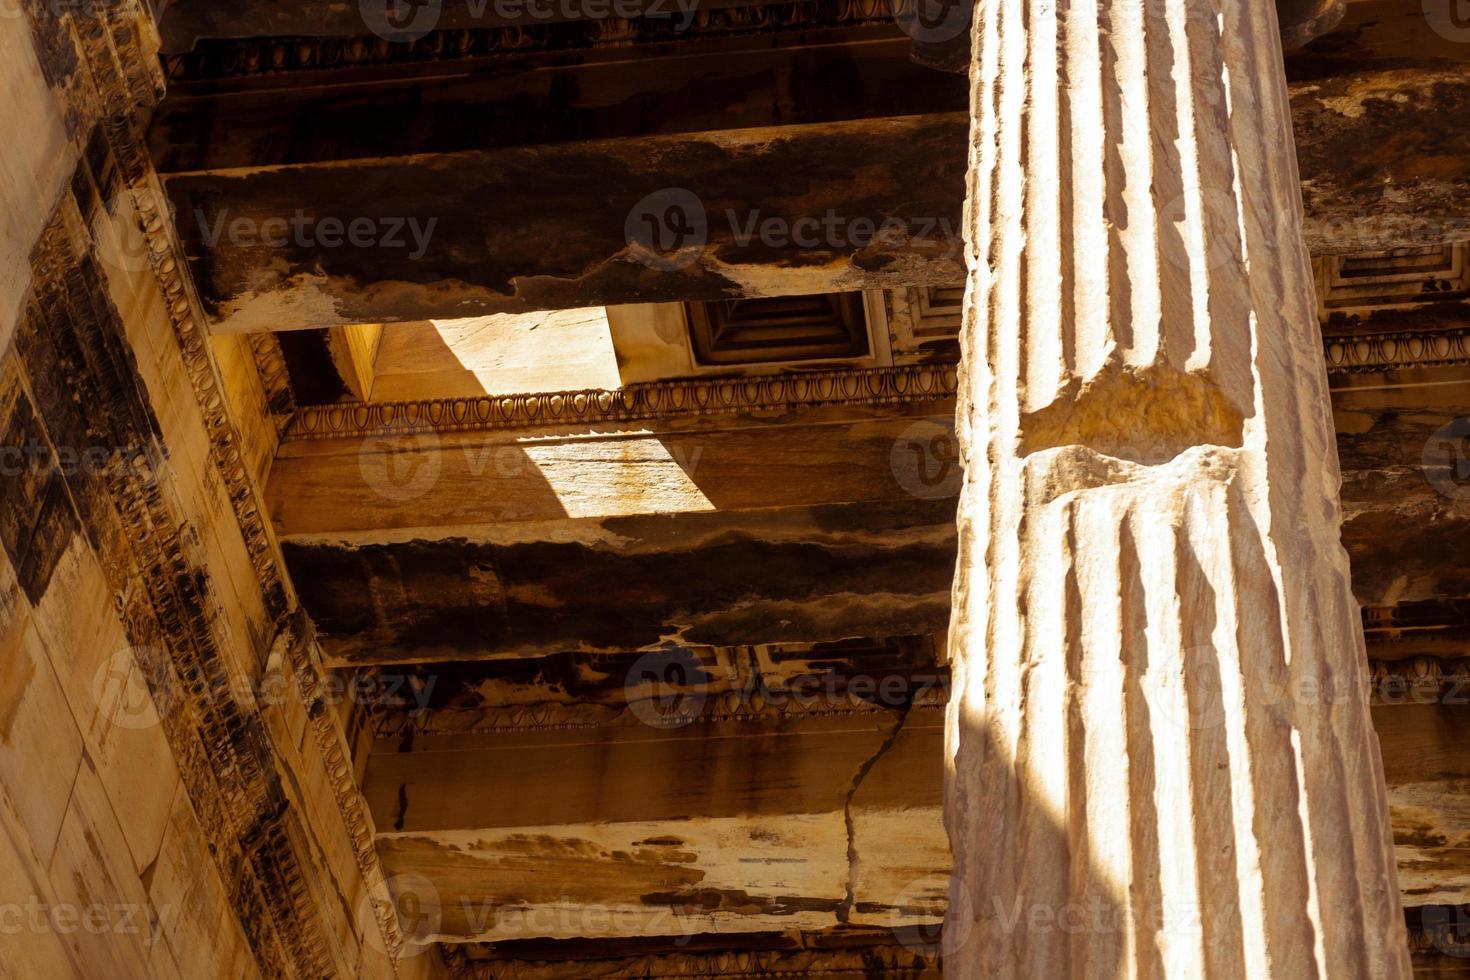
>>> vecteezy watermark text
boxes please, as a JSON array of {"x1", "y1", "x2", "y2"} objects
[
  {"x1": 193, "y1": 209, "x2": 438, "y2": 260},
  {"x1": 624, "y1": 646, "x2": 949, "y2": 730},
  {"x1": 0, "y1": 439, "x2": 146, "y2": 477},
  {"x1": 0, "y1": 898, "x2": 169, "y2": 946},
  {"x1": 92, "y1": 646, "x2": 438, "y2": 732},
  {"x1": 359, "y1": 0, "x2": 698, "y2": 43},
  {"x1": 625, "y1": 186, "x2": 961, "y2": 271}
]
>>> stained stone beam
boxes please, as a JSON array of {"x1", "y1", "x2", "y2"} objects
[
  {"x1": 267, "y1": 394, "x2": 961, "y2": 664},
  {"x1": 152, "y1": 0, "x2": 1346, "y2": 54},
  {"x1": 163, "y1": 116, "x2": 971, "y2": 334},
  {"x1": 153, "y1": 0, "x2": 1470, "y2": 331},
  {"x1": 1375, "y1": 702, "x2": 1470, "y2": 907},
  {"x1": 356, "y1": 674, "x2": 1470, "y2": 946},
  {"x1": 1334, "y1": 377, "x2": 1470, "y2": 612},
  {"x1": 1288, "y1": 0, "x2": 1470, "y2": 253},
  {"x1": 148, "y1": 34, "x2": 966, "y2": 174},
  {"x1": 267, "y1": 361, "x2": 1470, "y2": 667},
  {"x1": 154, "y1": 0, "x2": 801, "y2": 53},
  {"x1": 364, "y1": 700, "x2": 950, "y2": 944}
]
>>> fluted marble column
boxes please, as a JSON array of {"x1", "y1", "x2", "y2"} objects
[{"x1": 944, "y1": 1, "x2": 1410, "y2": 977}]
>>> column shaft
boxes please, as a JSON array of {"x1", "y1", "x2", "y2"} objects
[{"x1": 944, "y1": 1, "x2": 1410, "y2": 976}]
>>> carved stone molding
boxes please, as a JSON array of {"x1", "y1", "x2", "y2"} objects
[
  {"x1": 1367, "y1": 656, "x2": 1470, "y2": 707},
  {"x1": 440, "y1": 939, "x2": 939, "y2": 979},
  {"x1": 891, "y1": 280, "x2": 1470, "y2": 376},
  {"x1": 164, "y1": 0, "x2": 900, "y2": 82},
  {"x1": 246, "y1": 330, "x2": 297, "y2": 425},
  {"x1": 884, "y1": 283, "x2": 965, "y2": 364},
  {"x1": 1315, "y1": 242, "x2": 1470, "y2": 319},
  {"x1": 21, "y1": 0, "x2": 409, "y2": 972},
  {"x1": 286, "y1": 363, "x2": 958, "y2": 441},
  {"x1": 23, "y1": 176, "x2": 324, "y2": 979},
  {"x1": 686, "y1": 293, "x2": 871, "y2": 366},
  {"x1": 1323, "y1": 327, "x2": 1470, "y2": 375},
  {"x1": 374, "y1": 683, "x2": 947, "y2": 740},
  {"x1": 276, "y1": 615, "x2": 409, "y2": 958}
]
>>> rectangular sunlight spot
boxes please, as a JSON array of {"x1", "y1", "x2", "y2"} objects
[
  {"x1": 369, "y1": 308, "x2": 620, "y2": 401},
  {"x1": 520, "y1": 436, "x2": 715, "y2": 519}
]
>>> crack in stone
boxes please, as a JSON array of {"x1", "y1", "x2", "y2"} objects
[{"x1": 836, "y1": 703, "x2": 912, "y2": 924}]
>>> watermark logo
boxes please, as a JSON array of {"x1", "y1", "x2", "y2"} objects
[
  {"x1": 96, "y1": 646, "x2": 436, "y2": 732},
  {"x1": 888, "y1": 0, "x2": 971, "y2": 45},
  {"x1": 624, "y1": 648, "x2": 708, "y2": 729},
  {"x1": 194, "y1": 209, "x2": 437, "y2": 260},
  {"x1": 0, "y1": 440, "x2": 142, "y2": 478},
  {"x1": 1156, "y1": 189, "x2": 1249, "y2": 276},
  {"x1": 1420, "y1": 904, "x2": 1470, "y2": 958},
  {"x1": 94, "y1": 192, "x2": 156, "y2": 277},
  {"x1": 889, "y1": 872, "x2": 966, "y2": 956},
  {"x1": 891, "y1": 420, "x2": 962, "y2": 499},
  {"x1": 361, "y1": 0, "x2": 443, "y2": 42},
  {"x1": 625, "y1": 188, "x2": 709, "y2": 271},
  {"x1": 0, "y1": 897, "x2": 168, "y2": 945},
  {"x1": 727, "y1": 210, "x2": 957, "y2": 252},
  {"x1": 1424, "y1": 0, "x2": 1470, "y2": 42},
  {"x1": 91, "y1": 647, "x2": 172, "y2": 732},
  {"x1": 1141, "y1": 650, "x2": 1228, "y2": 733},
  {"x1": 360, "y1": 0, "x2": 699, "y2": 42},
  {"x1": 1423, "y1": 417, "x2": 1470, "y2": 501},
  {"x1": 364, "y1": 874, "x2": 442, "y2": 955},
  {"x1": 359, "y1": 431, "x2": 443, "y2": 502},
  {"x1": 625, "y1": 188, "x2": 960, "y2": 271}
]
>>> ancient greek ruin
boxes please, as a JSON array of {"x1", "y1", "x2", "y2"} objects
[{"x1": 1, "y1": 0, "x2": 1468, "y2": 975}]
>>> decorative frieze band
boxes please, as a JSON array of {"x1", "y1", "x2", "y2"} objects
[
  {"x1": 287, "y1": 363, "x2": 959, "y2": 441},
  {"x1": 1323, "y1": 328, "x2": 1470, "y2": 375},
  {"x1": 165, "y1": 0, "x2": 900, "y2": 81},
  {"x1": 1368, "y1": 656, "x2": 1470, "y2": 706},
  {"x1": 441, "y1": 937, "x2": 939, "y2": 980},
  {"x1": 372, "y1": 682, "x2": 947, "y2": 740},
  {"x1": 284, "y1": 318, "x2": 1470, "y2": 443}
]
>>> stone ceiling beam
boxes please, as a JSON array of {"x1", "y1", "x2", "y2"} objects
[
  {"x1": 1333, "y1": 376, "x2": 1470, "y2": 613},
  {"x1": 154, "y1": 0, "x2": 807, "y2": 54},
  {"x1": 151, "y1": 0, "x2": 1470, "y2": 332},
  {"x1": 358, "y1": 669, "x2": 1469, "y2": 947},
  {"x1": 365, "y1": 699, "x2": 949, "y2": 944},
  {"x1": 150, "y1": 35, "x2": 962, "y2": 174},
  {"x1": 267, "y1": 378, "x2": 962, "y2": 663},
  {"x1": 165, "y1": 116, "x2": 970, "y2": 333},
  {"x1": 265, "y1": 347, "x2": 1470, "y2": 666}
]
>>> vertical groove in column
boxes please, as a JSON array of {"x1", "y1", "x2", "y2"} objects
[{"x1": 944, "y1": 0, "x2": 1411, "y2": 976}]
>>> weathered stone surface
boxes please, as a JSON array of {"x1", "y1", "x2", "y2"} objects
[
  {"x1": 1374, "y1": 703, "x2": 1470, "y2": 907},
  {"x1": 1289, "y1": 0, "x2": 1470, "y2": 254},
  {"x1": 150, "y1": 1, "x2": 1470, "y2": 331},
  {"x1": 12, "y1": 0, "x2": 1470, "y2": 973},
  {"x1": 284, "y1": 499, "x2": 958, "y2": 665},
  {"x1": 355, "y1": 652, "x2": 1470, "y2": 948},
  {"x1": 269, "y1": 389, "x2": 961, "y2": 663},
  {"x1": 164, "y1": 115, "x2": 970, "y2": 332},
  {"x1": 1334, "y1": 379, "x2": 1470, "y2": 608},
  {"x1": 441, "y1": 932, "x2": 942, "y2": 980},
  {"x1": 365, "y1": 695, "x2": 946, "y2": 942},
  {"x1": 946, "y1": 1, "x2": 1408, "y2": 976},
  {"x1": 0, "y1": 11, "x2": 74, "y2": 349},
  {"x1": 0, "y1": 3, "x2": 433, "y2": 976}
]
